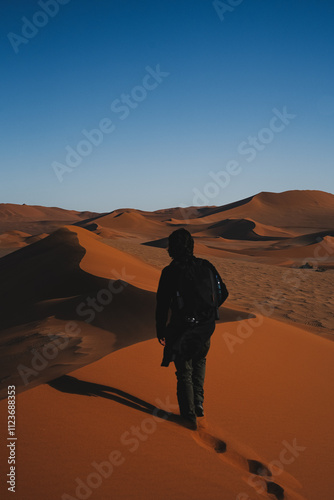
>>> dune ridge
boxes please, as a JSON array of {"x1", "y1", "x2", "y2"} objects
[{"x1": 0, "y1": 226, "x2": 157, "y2": 399}]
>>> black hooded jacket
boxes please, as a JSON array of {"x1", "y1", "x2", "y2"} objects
[{"x1": 155, "y1": 256, "x2": 228, "y2": 342}]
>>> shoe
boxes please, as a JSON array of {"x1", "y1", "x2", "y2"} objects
[
  {"x1": 195, "y1": 404, "x2": 204, "y2": 417},
  {"x1": 182, "y1": 418, "x2": 197, "y2": 431},
  {"x1": 179, "y1": 413, "x2": 197, "y2": 430}
]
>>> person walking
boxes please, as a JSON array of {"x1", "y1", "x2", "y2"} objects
[{"x1": 156, "y1": 228, "x2": 228, "y2": 429}]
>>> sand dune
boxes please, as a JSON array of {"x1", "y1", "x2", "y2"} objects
[
  {"x1": 0, "y1": 230, "x2": 48, "y2": 253},
  {"x1": 0, "y1": 193, "x2": 334, "y2": 499},
  {"x1": 136, "y1": 206, "x2": 211, "y2": 222},
  {"x1": 0, "y1": 203, "x2": 98, "y2": 237},
  {"x1": 0, "y1": 230, "x2": 31, "y2": 247},
  {"x1": 0, "y1": 203, "x2": 96, "y2": 223},
  {"x1": 141, "y1": 237, "x2": 242, "y2": 262},
  {"x1": 78, "y1": 222, "x2": 124, "y2": 239},
  {"x1": 192, "y1": 218, "x2": 295, "y2": 240},
  {"x1": 0, "y1": 204, "x2": 68, "y2": 220},
  {"x1": 269, "y1": 230, "x2": 334, "y2": 249},
  {"x1": 135, "y1": 191, "x2": 334, "y2": 264},
  {"x1": 0, "y1": 226, "x2": 161, "y2": 399},
  {"x1": 165, "y1": 217, "x2": 207, "y2": 225},
  {"x1": 72, "y1": 225, "x2": 161, "y2": 290},
  {"x1": 200, "y1": 190, "x2": 334, "y2": 232},
  {"x1": 24, "y1": 232, "x2": 49, "y2": 244},
  {"x1": 0, "y1": 224, "x2": 159, "y2": 312},
  {"x1": 237, "y1": 233, "x2": 334, "y2": 267},
  {"x1": 77, "y1": 210, "x2": 169, "y2": 240}
]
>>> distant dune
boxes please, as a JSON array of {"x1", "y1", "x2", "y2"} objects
[
  {"x1": 192, "y1": 218, "x2": 296, "y2": 240},
  {"x1": 1, "y1": 189, "x2": 334, "y2": 266},
  {"x1": 77, "y1": 210, "x2": 168, "y2": 239},
  {"x1": 199, "y1": 190, "x2": 334, "y2": 231},
  {"x1": 0, "y1": 203, "x2": 98, "y2": 236},
  {"x1": 0, "y1": 230, "x2": 31, "y2": 247}
]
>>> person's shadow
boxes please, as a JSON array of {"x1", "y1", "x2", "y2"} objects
[{"x1": 48, "y1": 375, "x2": 181, "y2": 425}]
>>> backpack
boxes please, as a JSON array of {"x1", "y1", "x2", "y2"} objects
[{"x1": 174, "y1": 258, "x2": 226, "y2": 324}]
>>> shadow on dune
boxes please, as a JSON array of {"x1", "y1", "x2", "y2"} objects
[
  {"x1": 142, "y1": 237, "x2": 168, "y2": 248},
  {"x1": 48, "y1": 374, "x2": 181, "y2": 424}
]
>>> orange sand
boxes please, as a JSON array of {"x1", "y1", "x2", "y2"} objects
[
  {"x1": 1, "y1": 316, "x2": 333, "y2": 500},
  {"x1": 0, "y1": 190, "x2": 334, "y2": 500}
]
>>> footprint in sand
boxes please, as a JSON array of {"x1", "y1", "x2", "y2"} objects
[{"x1": 190, "y1": 419, "x2": 306, "y2": 500}]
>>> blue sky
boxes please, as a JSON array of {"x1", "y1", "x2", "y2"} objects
[{"x1": 1, "y1": 0, "x2": 334, "y2": 212}]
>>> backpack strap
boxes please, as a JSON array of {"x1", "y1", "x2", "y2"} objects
[{"x1": 208, "y1": 266, "x2": 220, "y2": 320}]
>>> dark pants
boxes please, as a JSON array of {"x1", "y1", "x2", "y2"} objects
[{"x1": 174, "y1": 339, "x2": 210, "y2": 422}]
